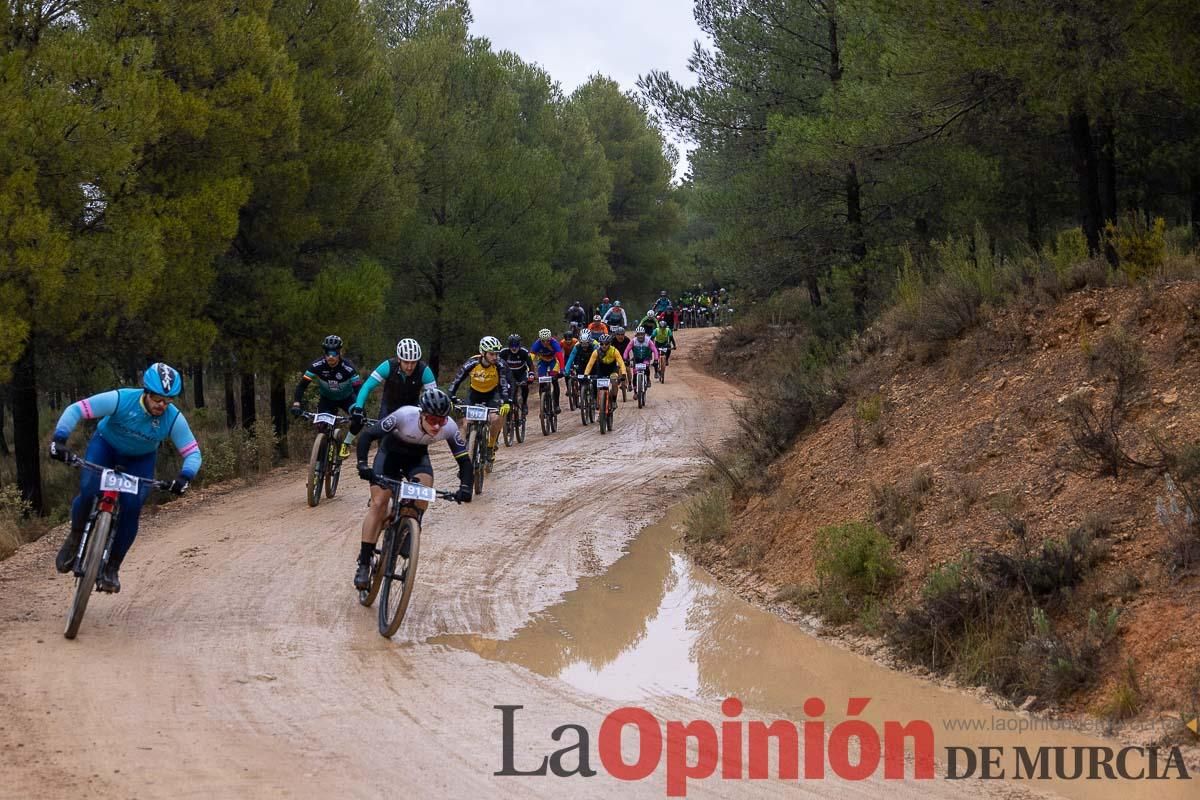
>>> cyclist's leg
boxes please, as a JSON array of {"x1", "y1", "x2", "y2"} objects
[
  {"x1": 58, "y1": 433, "x2": 111, "y2": 571},
  {"x1": 99, "y1": 448, "x2": 156, "y2": 590},
  {"x1": 362, "y1": 445, "x2": 399, "y2": 548}
]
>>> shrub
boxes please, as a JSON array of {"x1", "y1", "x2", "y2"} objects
[
  {"x1": 1052, "y1": 227, "x2": 1090, "y2": 278},
  {"x1": 1104, "y1": 212, "x2": 1166, "y2": 281},
  {"x1": 814, "y1": 522, "x2": 898, "y2": 622},
  {"x1": 685, "y1": 487, "x2": 731, "y2": 544},
  {"x1": 0, "y1": 483, "x2": 32, "y2": 559}
]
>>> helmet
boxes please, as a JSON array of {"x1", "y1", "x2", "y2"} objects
[
  {"x1": 479, "y1": 336, "x2": 502, "y2": 353},
  {"x1": 418, "y1": 387, "x2": 453, "y2": 417},
  {"x1": 143, "y1": 362, "x2": 182, "y2": 398},
  {"x1": 561, "y1": 330, "x2": 574, "y2": 339},
  {"x1": 574, "y1": 300, "x2": 582, "y2": 306},
  {"x1": 614, "y1": 300, "x2": 621, "y2": 307},
  {"x1": 603, "y1": 296, "x2": 610, "y2": 302},
  {"x1": 635, "y1": 329, "x2": 647, "y2": 339},
  {"x1": 395, "y1": 338, "x2": 421, "y2": 361},
  {"x1": 612, "y1": 326, "x2": 625, "y2": 336},
  {"x1": 593, "y1": 315, "x2": 602, "y2": 322},
  {"x1": 578, "y1": 330, "x2": 593, "y2": 343},
  {"x1": 658, "y1": 318, "x2": 668, "y2": 327},
  {"x1": 538, "y1": 328, "x2": 552, "y2": 341},
  {"x1": 597, "y1": 333, "x2": 612, "y2": 347},
  {"x1": 322, "y1": 334, "x2": 343, "y2": 352},
  {"x1": 507, "y1": 334, "x2": 522, "y2": 347},
  {"x1": 660, "y1": 290, "x2": 668, "y2": 296}
]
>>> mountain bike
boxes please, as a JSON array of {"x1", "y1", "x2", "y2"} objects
[
  {"x1": 596, "y1": 376, "x2": 616, "y2": 434},
  {"x1": 657, "y1": 346, "x2": 671, "y2": 384},
  {"x1": 565, "y1": 373, "x2": 580, "y2": 411},
  {"x1": 538, "y1": 375, "x2": 559, "y2": 435},
  {"x1": 59, "y1": 457, "x2": 171, "y2": 639},
  {"x1": 455, "y1": 401, "x2": 493, "y2": 495},
  {"x1": 503, "y1": 383, "x2": 527, "y2": 446},
  {"x1": 357, "y1": 474, "x2": 460, "y2": 638},
  {"x1": 578, "y1": 375, "x2": 596, "y2": 426},
  {"x1": 633, "y1": 362, "x2": 650, "y2": 407},
  {"x1": 301, "y1": 411, "x2": 350, "y2": 507}
]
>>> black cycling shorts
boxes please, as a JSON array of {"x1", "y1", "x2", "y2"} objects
[
  {"x1": 372, "y1": 443, "x2": 433, "y2": 486},
  {"x1": 467, "y1": 389, "x2": 503, "y2": 407},
  {"x1": 317, "y1": 395, "x2": 355, "y2": 415}
]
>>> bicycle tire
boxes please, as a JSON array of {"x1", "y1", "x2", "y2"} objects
[
  {"x1": 358, "y1": 539, "x2": 386, "y2": 607},
  {"x1": 307, "y1": 433, "x2": 327, "y2": 507},
  {"x1": 550, "y1": 405, "x2": 558, "y2": 433},
  {"x1": 517, "y1": 411, "x2": 526, "y2": 443},
  {"x1": 472, "y1": 425, "x2": 486, "y2": 495},
  {"x1": 325, "y1": 430, "x2": 343, "y2": 498},
  {"x1": 378, "y1": 518, "x2": 420, "y2": 638},
  {"x1": 64, "y1": 511, "x2": 110, "y2": 640},
  {"x1": 540, "y1": 390, "x2": 551, "y2": 436},
  {"x1": 599, "y1": 392, "x2": 609, "y2": 434},
  {"x1": 503, "y1": 414, "x2": 513, "y2": 447}
]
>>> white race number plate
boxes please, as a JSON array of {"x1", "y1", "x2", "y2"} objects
[
  {"x1": 314, "y1": 412, "x2": 337, "y2": 425},
  {"x1": 465, "y1": 405, "x2": 489, "y2": 421},
  {"x1": 538, "y1": 375, "x2": 553, "y2": 383},
  {"x1": 399, "y1": 482, "x2": 436, "y2": 503},
  {"x1": 596, "y1": 378, "x2": 611, "y2": 390},
  {"x1": 636, "y1": 363, "x2": 647, "y2": 371},
  {"x1": 99, "y1": 469, "x2": 140, "y2": 495}
]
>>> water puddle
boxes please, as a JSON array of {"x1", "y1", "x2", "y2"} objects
[{"x1": 434, "y1": 507, "x2": 1193, "y2": 799}]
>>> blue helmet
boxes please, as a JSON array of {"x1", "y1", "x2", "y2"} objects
[{"x1": 143, "y1": 362, "x2": 182, "y2": 397}]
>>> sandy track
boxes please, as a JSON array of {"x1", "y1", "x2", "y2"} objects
[{"x1": 1, "y1": 330, "x2": 1022, "y2": 799}]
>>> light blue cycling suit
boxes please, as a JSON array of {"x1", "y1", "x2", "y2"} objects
[{"x1": 54, "y1": 388, "x2": 202, "y2": 562}]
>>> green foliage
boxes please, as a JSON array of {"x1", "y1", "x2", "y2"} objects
[
  {"x1": 1104, "y1": 213, "x2": 1166, "y2": 281},
  {"x1": 685, "y1": 487, "x2": 731, "y2": 543},
  {"x1": 814, "y1": 521, "x2": 899, "y2": 622}
]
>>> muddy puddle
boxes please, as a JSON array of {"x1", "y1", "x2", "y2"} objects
[{"x1": 434, "y1": 507, "x2": 1193, "y2": 799}]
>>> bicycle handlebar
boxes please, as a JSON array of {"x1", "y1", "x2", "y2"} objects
[
  {"x1": 370, "y1": 473, "x2": 461, "y2": 503},
  {"x1": 67, "y1": 456, "x2": 173, "y2": 491}
]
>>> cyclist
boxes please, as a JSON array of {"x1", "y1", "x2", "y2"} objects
[
  {"x1": 608, "y1": 325, "x2": 631, "y2": 364},
  {"x1": 563, "y1": 328, "x2": 594, "y2": 402},
  {"x1": 602, "y1": 299, "x2": 627, "y2": 328},
  {"x1": 349, "y1": 338, "x2": 437, "y2": 436},
  {"x1": 652, "y1": 318, "x2": 677, "y2": 371},
  {"x1": 586, "y1": 315, "x2": 609, "y2": 336},
  {"x1": 583, "y1": 333, "x2": 628, "y2": 415},
  {"x1": 565, "y1": 300, "x2": 587, "y2": 328},
  {"x1": 499, "y1": 334, "x2": 534, "y2": 415},
  {"x1": 48, "y1": 363, "x2": 201, "y2": 593},
  {"x1": 597, "y1": 296, "x2": 613, "y2": 320},
  {"x1": 529, "y1": 328, "x2": 564, "y2": 414},
  {"x1": 291, "y1": 334, "x2": 363, "y2": 458},
  {"x1": 637, "y1": 309, "x2": 658, "y2": 337},
  {"x1": 624, "y1": 329, "x2": 660, "y2": 392},
  {"x1": 653, "y1": 290, "x2": 673, "y2": 318},
  {"x1": 448, "y1": 336, "x2": 511, "y2": 467},
  {"x1": 559, "y1": 327, "x2": 579, "y2": 357},
  {"x1": 352, "y1": 388, "x2": 472, "y2": 590}
]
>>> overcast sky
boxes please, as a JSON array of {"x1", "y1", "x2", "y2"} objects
[{"x1": 467, "y1": 0, "x2": 708, "y2": 180}]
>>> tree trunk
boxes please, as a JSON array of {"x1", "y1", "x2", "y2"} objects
[
  {"x1": 224, "y1": 369, "x2": 237, "y2": 429},
  {"x1": 806, "y1": 274, "x2": 822, "y2": 307},
  {"x1": 269, "y1": 376, "x2": 288, "y2": 458},
  {"x1": 12, "y1": 341, "x2": 43, "y2": 514},
  {"x1": 1068, "y1": 108, "x2": 1104, "y2": 256},
  {"x1": 1097, "y1": 117, "x2": 1119, "y2": 266},
  {"x1": 429, "y1": 259, "x2": 446, "y2": 376},
  {"x1": 1025, "y1": 190, "x2": 1041, "y2": 252},
  {"x1": 240, "y1": 372, "x2": 256, "y2": 430},
  {"x1": 193, "y1": 363, "x2": 206, "y2": 408},
  {"x1": 1191, "y1": 173, "x2": 1200, "y2": 243},
  {"x1": 0, "y1": 392, "x2": 9, "y2": 457}
]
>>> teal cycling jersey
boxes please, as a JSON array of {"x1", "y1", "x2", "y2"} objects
[{"x1": 54, "y1": 388, "x2": 202, "y2": 479}]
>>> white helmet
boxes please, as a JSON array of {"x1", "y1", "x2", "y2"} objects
[
  {"x1": 538, "y1": 328, "x2": 552, "y2": 340},
  {"x1": 479, "y1": 336, "x2": 502, "y2": 353},
  {"x1": 395, "y1": 338, "x2": 422, "y2": 361}
]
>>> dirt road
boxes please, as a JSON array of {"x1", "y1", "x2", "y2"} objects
[{"x1": 0, "y1": 331, "x2": 1040, "y2": 799}]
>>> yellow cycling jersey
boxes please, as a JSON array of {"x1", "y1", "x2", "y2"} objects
[
  {"x1": 584, "y1": 345, "x2": 628, "y2": 377},
  {"x1": 469, "y1": 361, "x2": 501, "y2": 393}
]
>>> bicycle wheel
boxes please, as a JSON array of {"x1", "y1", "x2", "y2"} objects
[
  {"x1": 550, "y1": 402, "x2": 558, "y2": 433},
  {"x1": 64, "y1": 511, "x2": 110, "y2": 640},
  {"x1": 378, "y1": 518, "x2": 421, "y2": 638},
  {"x1": 325, "y1": 430, "x2": 343, "y2": 498},
  {"x1": 540, "y1": 390, "x2": 551, "y2": 436},
  {"x1": 599, "y1": 392, "x2": 609, "y2": 434},
  {"x1": 472, "y1": 426, "x2": 486, "y2": 495},
  {"x1": 517, "y1": 410, "x2": 526, "y2": 443},
  {"x1": 357, "y1": 538, "x2": 385, "y2": 607},
  {"x1": 580, "y1": 387, "x2": 589, "y2": 426},
  {"x1": 637, "y1": 374, "x2": 645, "y2": 408},
  {"x1": 503, "y1": 413, "x2": 513, "y2": 447},
  {"x1": 307, "y1": 433, "x2": 327, "y2": 507}
]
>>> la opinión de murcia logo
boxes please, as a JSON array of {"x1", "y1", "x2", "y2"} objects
[{"x1": 495, "y1": 698, "x2": 1192, "y2": 797}]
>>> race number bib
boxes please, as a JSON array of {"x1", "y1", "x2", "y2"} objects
[
  {"x1": 635, "y1": 363, "x2": 647, "y2": 372},
  {"x1": 465, "y1": 405, "x2": 489, "y2": 421},
  {"x1": 314, "y1": 413, "x2": 337, "y2": 425},
  {"x1": 100, "y1": 469, "x2": 140, "y2": 495},
  {"x1": 538, "y1": 375, "x2": 553, "y2": 384},
  {"x1": 596, "y1": 378, "x2": 611, "y2": 390},
  {"x1": 399, "y1": 482, "x2": 436, "y2": 503}
]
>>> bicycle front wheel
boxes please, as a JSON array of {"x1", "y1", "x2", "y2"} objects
[
  {"x1": 472, "y1": 425, "x2": 487, "y2": 495},
  {"x1": 64, "y1": 511, "x2": 110, "y2": 640},
  {"x1": 378, "y1": 518, "x2": 421, "y2": 638},
  {"x1": 325, "y1": 430, "x2": 343, "y2": 498},
  {"x1": 307, "y1": 433, "x2": 327, "y2": 507}
]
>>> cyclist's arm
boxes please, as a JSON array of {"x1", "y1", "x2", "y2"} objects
[
  {"x1": 669, "y1": 332, "x2": 677, "y2": 348},
  {"x1": 649, "y1": 341, "x2": 660, "y2": 360},
  {"x1": 168, "y1": 414, "x2": 203, "y2": 479},
  {"x1": 447, "y1": 359, "x2": 474, "y2": 399},
  {"x1": 355, "y1": 415, "x2": 393, "y2": 463},
  {"x1": 552, "y1": 341, "x2": 564, "y2": 373},
  {"x1": 445, "y1": 424, "x2": 474, "y2": 486},
  {"x1": 498, "y1": 364, "x2": 511, "y2": 403},
  {"x1": 353, "y1": 360, "x2": 391, "y2": 409},
  {"x1": 420, "y1": 365, "x2": 438, "y2": 392},
  {"x1": 293, "y1": 371, "x2": 317, "y2": 403},
  {"x1": 53, "y1": 390, "x2": 120, "y2": 440},
  {"x1": 622, "y1": 341, "x2": 635, "y2": 361},
  {"x1": 616, "y1": 355, "x2": 628, "y2": 377},
  {"x1": 564, "y1": 347, "x2": 578, "y2": 374}
]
